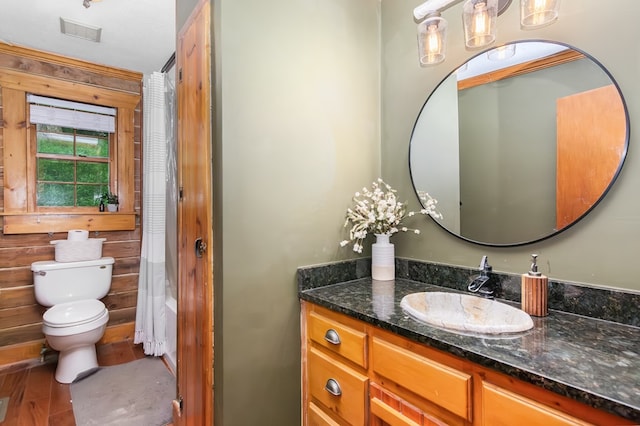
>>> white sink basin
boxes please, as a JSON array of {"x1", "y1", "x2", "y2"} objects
[{"x1": 400, "y1": 292, "x2": 534, "y2": 335}]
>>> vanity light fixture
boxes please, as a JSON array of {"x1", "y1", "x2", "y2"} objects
[
  {"x1": 462, "y1": 0, "x2": 498, "y2": 49},
  {"x1": 417, "y1": 12, "x2": 448, "y2": 65},
  {"x1": 413, "y1": 0, "x2": 559, "y2": 65},
  {"x1": 520, "y1": 0, "x2": 560, "y2": 29}
]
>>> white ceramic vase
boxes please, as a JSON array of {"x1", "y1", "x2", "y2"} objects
[{"x1": 372, "y1": 233, "x2": 395, "y2": 281}]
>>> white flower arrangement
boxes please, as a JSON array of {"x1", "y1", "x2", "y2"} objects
[{"x1": 339, "y1": 178, "x2": 443, "y2": 253}]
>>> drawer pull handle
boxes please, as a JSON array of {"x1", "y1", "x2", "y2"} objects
[
  {"x1": 324, "y1": 378, "x2": 342, "y2": 396},
  {"x1": 324, "y1": 329, "x2": 341, "y2": 345}
]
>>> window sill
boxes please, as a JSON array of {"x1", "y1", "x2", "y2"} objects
[{"x1": 1, "y1": 212, "x2": 137, "y2": 234}]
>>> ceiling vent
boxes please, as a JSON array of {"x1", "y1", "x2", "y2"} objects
[{"x1": 59, "y1": 17, "x2": 102, "y2": 42}]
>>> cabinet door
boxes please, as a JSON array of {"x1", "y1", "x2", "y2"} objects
[
  {"x1": 308, "y1": 347, "x2": 368, "y2": 425},
  {"x1": 481, "y1": 382, "x2": 592, "y2": 426}
]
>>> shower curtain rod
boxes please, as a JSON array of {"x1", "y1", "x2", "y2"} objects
[{"x1": 161, "y1": 52, "x2": 176, "y2": 74}]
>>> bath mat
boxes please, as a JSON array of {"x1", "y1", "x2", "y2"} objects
[{"x1": 70, "y1": 357, "x2": 175, "y2": 426}]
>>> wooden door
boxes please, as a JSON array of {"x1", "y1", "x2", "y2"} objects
[
  {"x1": 175, "y1": 0, "x2": 213, "y2": 424},
  {"x1": 556, "y1": 84, "x2": 626, "y2": 229}
]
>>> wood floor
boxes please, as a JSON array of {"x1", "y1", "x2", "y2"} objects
[{"x1": 0, "y1": 340, "x2": 174, "y2": 426}]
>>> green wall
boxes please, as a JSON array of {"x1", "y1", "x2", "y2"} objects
[
  {"x1": 210, "y1": 0, "x2": 380, "y2": 424},
  {"x1": 383, "y1": 0, "x2": 640, "y2": 291}
]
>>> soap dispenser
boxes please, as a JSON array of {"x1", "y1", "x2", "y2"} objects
[{"x1": 521, "y1": 254, "x2": 548, "y2": 317}]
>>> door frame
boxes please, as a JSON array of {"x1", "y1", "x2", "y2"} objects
[{"x1": 175, "y1": 0, "x2": 214, "y2": 424}]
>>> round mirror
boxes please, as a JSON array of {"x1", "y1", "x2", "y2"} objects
[{"x1": 409, "y1": 40, "x2": 629, "y2": 246}]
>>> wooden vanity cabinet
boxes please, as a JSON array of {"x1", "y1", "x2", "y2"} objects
[{"x1": 301, "y1": 301, "x2": 633, "y2": 426}]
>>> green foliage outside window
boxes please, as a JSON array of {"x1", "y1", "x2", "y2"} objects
[
  {"x1": 38, "y1": 159, "x2": 74, "y2": 182},
  {"x1": 37, "y1": 183, "x2": 75, "y2": 206}
]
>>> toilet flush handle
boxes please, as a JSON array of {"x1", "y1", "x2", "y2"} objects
[{"x1": 35, "y1": 271, "x2": 46, "y2": 276}]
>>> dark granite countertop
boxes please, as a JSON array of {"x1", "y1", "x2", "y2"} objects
[{"x1": 299, "y1": 278, "x2": 640, "y2": 422}]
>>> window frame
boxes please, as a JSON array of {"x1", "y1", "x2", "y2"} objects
[
  {"x1": 30, "y1": 123, "x2": 116, "y2": 212},
  {"x1": 1, "y1": 67, "x2": 140, "y2": 234}
]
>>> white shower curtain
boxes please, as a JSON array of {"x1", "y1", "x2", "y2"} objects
[{"x1": 135, "y1": 72, "x2": 168, "y2": 356}]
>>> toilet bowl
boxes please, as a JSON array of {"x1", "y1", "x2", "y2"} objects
[
  {"x1": 42, "y1": 300, "x2": 110, "y2": 383},
  {"x1": 32, "y1": 257, "x2": 114, "y2": 384}
]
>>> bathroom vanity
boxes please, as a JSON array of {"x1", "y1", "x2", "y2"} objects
[{"x1": 299, "y1": 275, "x2": 640, "y2": 425}]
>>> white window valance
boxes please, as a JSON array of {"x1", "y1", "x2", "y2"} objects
[{"x1": 27, "y1": 94, "x2": 116, "y2": 133}]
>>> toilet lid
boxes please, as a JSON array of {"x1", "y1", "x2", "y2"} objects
[{"x1": 43, "y1": 299, "x2": 107, "y2": 328}]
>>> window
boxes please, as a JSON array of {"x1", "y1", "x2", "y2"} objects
[
  {"x1": 0, "y1": 47, "x2": 141, "y2": 234},
  {"x1": 28, "y1": 95, "x2": 117, "y2": 209},
  {"x1": 35, "y1": 125, "x2": 111, "y2": 207}
]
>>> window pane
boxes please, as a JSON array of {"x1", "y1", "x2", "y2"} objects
[
  {"x1": 37, "y1": 183, "x2": 74, "y2": 206},
  {"x1": 38, "y1": 159, "x2": 74, "y2": 182},
  {"x1": 76, "y1": 129, "x2": 109, "y2": 158},
  {"x1": 35, "y1": 118, "x2": 113, "y2": 208},
  {"x1": 37, "y1": 125, "x2": 74, "y2": 155},
  {"x1": 77, "y1": 184, "x2": 105, "y2": 206},
  {"x1": 77, "y1": 162, "x2": 109, "y2": 184}
]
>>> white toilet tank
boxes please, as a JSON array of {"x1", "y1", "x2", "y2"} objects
[{"x1": 32, "y1": 257, "x2": 115, "y2": 307}]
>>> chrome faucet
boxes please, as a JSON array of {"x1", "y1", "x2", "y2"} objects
[{"x1": 468, "y1": 256, "x2": 496, "y2": 299}]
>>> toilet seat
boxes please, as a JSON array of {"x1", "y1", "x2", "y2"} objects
[{"x1": 43, "y1": 299, "x2": 108, "y2": 328}]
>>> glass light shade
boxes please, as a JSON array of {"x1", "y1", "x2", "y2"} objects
[
  {"x1": 463, "y1": 0, "x2": 498, "y2": 49},
  {"x1": 487, "y1": 43, "x2": 516, "y2": 60},
  {"x1": 521, "y1": 0, "x2": 560, "y2": 29},
  {"x1": 417, "y1": 15, "x2": 447, "y2": 66}
]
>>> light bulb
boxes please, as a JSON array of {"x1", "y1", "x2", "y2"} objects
[
  {"x1": 532, "y1": 0, "x2": 547, "y2": 26},
  {"x1": 426, "y1": 24, "x2": 441, "y2": 55},
  {"x1": 472, "y1": 2, "x2": 489, "y2": 37}
]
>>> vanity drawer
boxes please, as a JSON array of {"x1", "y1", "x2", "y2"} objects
[
  {"x1": 308, "y1": 402, "x2": 341, "y2": 426},
  {"x1": 308, "y1": 346, "x2": 368, "y2": 425},
  {"x1": 372, "y1": 337, "x2": 472, "y2": 421},
  {"x1": 481, "y1": 382, "x2": 592, "y2": 426},
  {"x1": 308, "y1": 310, "x2": 367, "y2": 368}
]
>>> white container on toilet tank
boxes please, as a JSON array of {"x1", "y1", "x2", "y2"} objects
[{"x1": 32, "y1": 257, "x2": 114, "y2": 306}]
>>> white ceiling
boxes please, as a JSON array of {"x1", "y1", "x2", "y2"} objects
[{"x1": 0, "y1": 0, "x2": 175, "y2": 76}]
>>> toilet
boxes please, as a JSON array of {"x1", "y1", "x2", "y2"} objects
[{"x1": 31, "y1": 257, "x2": 115, "y2": 383}]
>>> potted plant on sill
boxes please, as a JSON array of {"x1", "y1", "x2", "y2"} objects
[{"x1": 100, "y1": 191, "x2": 119, "y2": 212}]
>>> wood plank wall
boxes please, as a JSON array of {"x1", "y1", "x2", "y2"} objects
[{"x1": 0, "y1": 44, "x2": 143, "y2": 358}]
